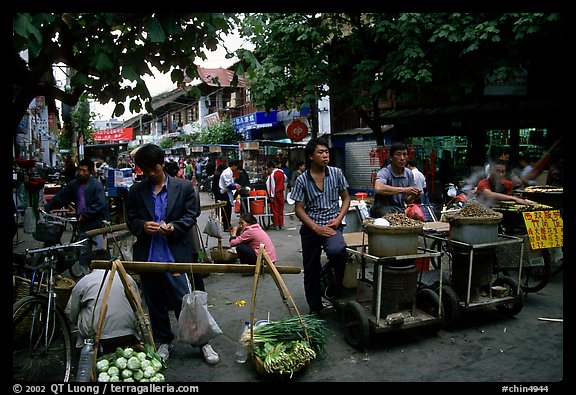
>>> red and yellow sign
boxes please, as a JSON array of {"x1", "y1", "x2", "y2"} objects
[{"x1": 522, "y1": 210, "x2": 563, "y2": 249}]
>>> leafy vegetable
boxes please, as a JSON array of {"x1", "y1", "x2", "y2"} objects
[{"x1": 250, "y1": 314, "x2": 330, "y2": 354}]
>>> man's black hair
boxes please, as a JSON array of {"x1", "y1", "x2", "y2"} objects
[
  {"x1": 389, "y1": 141, "x2": 408, "y2": 156},
  {"x1": 304, "y1": 137, "x2": 329, "y2": 169},
  {"x1": 78, "y1": 158, "x2": 95, "y2": 172},
  {"x1": 134, "y1": 144, "x2": 165, "y2": 170}
]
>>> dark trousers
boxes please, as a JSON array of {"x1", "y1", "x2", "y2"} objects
[
  {"x1": 299, "y1": 225, "x2": 347, "y2": 312},
  {"x1": 139, "y1": 271, "x2": 204, "y2": 345},
  {"x1": 236, "y1": 243, "x2": 257, "y2": 265}
]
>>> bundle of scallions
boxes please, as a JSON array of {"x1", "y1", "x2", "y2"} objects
[{"x1": 241, "y1": 315, "x2": 330, "y2": 376}]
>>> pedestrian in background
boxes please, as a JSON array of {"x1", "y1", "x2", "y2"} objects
[
  {"x1": 218, "y1": 160, "x2": 240, "y2": 231},
  {"x1": 289, "y1": 160, "x2": 305, "y2": 193},
  {"x1": 406, "y1": 158, "x2": 427, "y2": 204},
  {"x1": 43, "y1": 158, "x2": 109, "y2": 274},
  {"x1": 266, "y1": 160, "x2": 285, "y2": 230},
  {"x1": 229, "y1": 212, "x2": 277, "y2": 265},
  {"x1": 126, "y1": 143, "x2": 219, "y2": 365},
  {"x1": 290, "y1": 137, "x2": 350, "y2": 315}
]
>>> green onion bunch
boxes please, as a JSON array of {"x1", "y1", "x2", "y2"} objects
[{"x1": 250, "y1": 314, "x2": 330, "y2": 355}]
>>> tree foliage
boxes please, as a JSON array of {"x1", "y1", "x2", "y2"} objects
[
  {"x1": 200, "y1": 117, "x2": 242, "y2": 145},
  {"x1": 13, "y1": 13, "x2": 239, "y2": 138},
  {"x1": 237, "y1": 13, "x2": 564, "y2": 144}
]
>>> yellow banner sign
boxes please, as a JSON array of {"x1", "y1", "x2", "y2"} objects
[{"x1": 522, "y1": 210, "x2": 563, "y2": 249}]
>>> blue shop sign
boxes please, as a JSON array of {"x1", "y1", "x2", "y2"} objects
[{"x1": 232, "y1": 111, "x2": 279, "y2": 132}]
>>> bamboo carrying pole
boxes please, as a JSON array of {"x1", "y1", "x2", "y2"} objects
[
  {"x1": 85, "y1": 202, "x2": 228, "y2": 237},
  {"x1": 90, "y1": 260, "x2": 302, "y2": 275}
]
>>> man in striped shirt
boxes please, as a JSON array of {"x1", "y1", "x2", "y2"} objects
[{"x1": 290, "y1": 137, "x2": 351, "y2": 315}]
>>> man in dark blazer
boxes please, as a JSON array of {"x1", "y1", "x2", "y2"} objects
[
  {"x1": 44, "y1": 158, "x2": 109, "y2": 273},
  {"x1": 127, "y1": 143, "x2": 220, "y2": 365}
]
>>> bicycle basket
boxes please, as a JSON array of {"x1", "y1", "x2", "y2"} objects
[
  {"x1": 33, "y1": 221, "x2": 66, "y2": 244},
  {"x1": 57, "y1": 248, "x2": 80, "y2": 274}
]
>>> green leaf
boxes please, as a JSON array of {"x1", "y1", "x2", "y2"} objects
[
  {"x1": 94, "y1": 53, "x2": 114, "y2": 72},
  {"x1": 13, "y1": 14, "x2": 42, "y2": 44},
  {"x1": 147, "y1": 18, "x2": 166, "y2": 43},
  {"x1": 121, "y1": 66, "x2": 140, "y2": 82}
]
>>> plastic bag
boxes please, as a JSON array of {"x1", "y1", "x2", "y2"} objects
[
  {"x1": 177, "y1": 290, "x2": 223, "y2": 346},
  {"x1": 405, "y1": 204, "x2": 425, "y2": 222},
  {"x1": 202, "y1": 214, "x2": 222, "y2": 239}
]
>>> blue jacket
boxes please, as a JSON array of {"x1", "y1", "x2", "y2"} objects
[{"x1": 126, "y1": 175, "x2": 199, "y2": 263}]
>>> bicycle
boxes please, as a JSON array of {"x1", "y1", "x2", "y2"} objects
[
  {"x1": 12, "y1": 238, "x2": 89, "y2": 382},
  {"x1": 38, "y1": 209, "x2": 85, "y2": 280}
]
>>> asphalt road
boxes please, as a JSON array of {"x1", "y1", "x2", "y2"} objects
[{"x1": 12, "y1": 190, "x2": 566, "y2": 388}]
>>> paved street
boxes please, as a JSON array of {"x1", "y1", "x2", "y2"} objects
[{"x1": 12, "y1": 190, "x2": 565, "y2": 387}]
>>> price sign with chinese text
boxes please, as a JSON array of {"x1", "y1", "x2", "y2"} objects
[{"x1": 522, "y1": 210, "x2": 563, "y2": 249}]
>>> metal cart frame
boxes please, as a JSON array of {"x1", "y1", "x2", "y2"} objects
[
  {"x1": 327, "y1": 246, "x2": 444, "y2": 349},
  {"x1": 420, "y1": 233, "x2": 525, "y2": 325}
]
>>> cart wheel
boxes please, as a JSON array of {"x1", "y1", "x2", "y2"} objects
[
  {"x1": 259, "y1": 215, "x2": 271, "y2": 230},
  {"x1": 493, "y1": 276, "x2": 524, "y2": 317},
  {"x1": 340, "y1": 301, "x2": 370, "y2": 350},
  {"x1": 433, "y1": 284, "x2": 461, "y2": 330},
  {"x1": 416, "y1": 288, "x2": 444, "y2": 332}
]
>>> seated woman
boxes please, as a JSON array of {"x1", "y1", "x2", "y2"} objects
[{"x1": 228, "y1": 213, "x2": 277, "y2": 265}]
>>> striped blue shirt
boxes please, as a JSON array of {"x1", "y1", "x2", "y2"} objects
[{"x1": 290, "y1": 166, "x2": 349, "y2": 227}]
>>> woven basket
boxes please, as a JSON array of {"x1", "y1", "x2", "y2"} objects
[
  {"x1": 13, "y1": 275, "x2": 76, "y2": 310},
  {"x1": 210, "y1": 246, "x2": 238, "y2": 263},
  {"x1": 252, "y1": 352, "x2": 310, "y2": 380}
]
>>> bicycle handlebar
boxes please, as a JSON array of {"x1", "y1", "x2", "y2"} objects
[
  {"x1": 25, "y1": 238, "x2": 91, "y2": 256},
  {"x1": 39, "y1": 209, "x2": 77, "y2": 224}
]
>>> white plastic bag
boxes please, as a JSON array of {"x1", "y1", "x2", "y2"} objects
[
  {"x1": 177, "y1": 290, "x2": 222, "y2": 346},
  {"x1": 202, "y1": 214, "x2": 222, "y2": 239}
]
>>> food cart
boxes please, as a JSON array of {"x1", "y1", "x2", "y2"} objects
[
  {"x1": 325, "y1": 230, "x2": 444, "y2": 350},
  {"x1": 492, "y1": 199, "x2": 563, "y2": 293},
  {"x1": 420, "y1": 218, "x2": 525, "y2": 329}
]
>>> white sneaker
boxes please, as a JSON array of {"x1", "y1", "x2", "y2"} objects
[
  {"x1": 201, "y1": 344, "x2": 220, "y2": 365},
  {"x1": 157, "y1": 343, "x2": 174, "y2": 362}
]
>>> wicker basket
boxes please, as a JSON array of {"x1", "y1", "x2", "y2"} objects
[
  {"x1": 252, "y1": 352, "x2": 310, "y2": 380},
  {"x1": 13, "y1": 275, "x2": 76, "y2": 310},
  {"x1": 210, "y1": 246, "x2": 238, "y2": 263}
]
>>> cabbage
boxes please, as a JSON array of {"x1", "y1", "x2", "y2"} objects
[
  {"x1": 140, "y1": 359, "x2": 151, "y2": 369},
  {"x1": 132, "y1": 369, "x2": 144, "y2": 381},
  {"x1": 143, "y1": 366, "x2": 156, "y2": 378},
  {"x1": 97, "y1": 372, "x2": 110, "y2": 382},
  {"x1": 151, "y1": 358, "x2": 163, "y2": 372},
  {"x1": 123, "y1": 377, "x2": 134, "y2": 382},
  {"x1": 150, "y1": 372, "x2": 165, "y2": 382},
  {"x1": 122, "y1": 347, "x2": 134, "y2": 358},
  {"x1": 121, "y1": 369, "x2": 133, "y2": 379},
  {"x1": 136, "y1": 352, "x2": 147, "y2": 361},
  {"x1": 114, "y1": 357, "x2": 127, "y2": 369},
  {"x1": 109, "y1": 375, "x2": 120, "y2": 382},
  {"x1": 127, "y1": 356, "x2": 141, "y2": 370},
  {"x1": 107, "y1": 366, "x2": 120, "y2": 377},
  {"x1": 96, "y1": 359, "x2": 110, "y2": 372}
]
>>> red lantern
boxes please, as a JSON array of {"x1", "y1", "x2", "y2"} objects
[{"x1": 286, "y1": 119, "x2": 308, "y2": 142}]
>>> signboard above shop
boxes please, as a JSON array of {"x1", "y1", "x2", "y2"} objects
[
  {"x1": 92, "y1": 127, "x2": 134, "y2": 142},
  {"x1": 232, "y1": 111, "x2": 279, "y2": 132}
]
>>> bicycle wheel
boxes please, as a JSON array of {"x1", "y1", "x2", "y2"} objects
[
  {"x1": 13, "y1": 295, "x2": 73, "y2": 382},
  {"x1": 521, "y1": 249, "x2": 551, "y2": 293}
]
